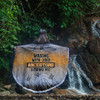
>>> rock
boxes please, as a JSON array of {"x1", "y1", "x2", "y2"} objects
[
  {"x1": 86, "y1": 38, "x2": 100, "y2": 54},
  {"x1": 77, "y1": 53, "x2": 100, "y2": 85},
  {"x1": 0, "y1": 91, "x2": 10, "y2": 95},
  {"x1": 4, "y1": 85, "x2": 11, "y2": 90},
  {"x1": 96, "y1": 21, "x2": 100, "y2": 29},
  {"x1": 0, "y1": 88, "x2": 5, "y2": 92}
]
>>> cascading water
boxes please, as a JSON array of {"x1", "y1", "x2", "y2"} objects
[
  {"x1": 62, "y1": 55, "x2": 100, "y2": 94},
  {"x1": 92, "y1": 21, "x2": 100, "y2": 38}
]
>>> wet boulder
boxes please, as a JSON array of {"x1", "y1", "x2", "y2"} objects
[
  {"x1": 86, "y1": 38, "x2": 100, "y2": 54},
  {"x1": 78, "y1": 53, "x2": 100, "y2": 85},
  {"x1": 96, "y1": 21, "x2": 100, "y2": 29}
]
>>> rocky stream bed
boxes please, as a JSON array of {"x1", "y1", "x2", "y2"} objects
[{"x1": 1, "y1": 87, "x2": 100, "y2": 100}]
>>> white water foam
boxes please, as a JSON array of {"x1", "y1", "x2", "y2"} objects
[
  {"x1": 66, "y1": 55, "x2": 99, "y2": 94},
  {"x1": 92, "y1": 21, "x2": 100, "y2": 38}
]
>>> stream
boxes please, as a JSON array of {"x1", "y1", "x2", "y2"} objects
[{"x1": 60, "y1": 55, "x2": 100, "y2": 94}]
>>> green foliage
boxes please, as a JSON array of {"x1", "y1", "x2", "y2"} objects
[
  {"x1": 27, "y1": 0, "x2": 98, "y2": 28},
  {"x1": 56, "y1": 0, "x2": 98, "y2": 28},
  {"x1": 79, "y1": 0, "x2": 98, "y2": 14},
  {"x1": 19, "y1": 13, "x2": 55, "y2": 43},
  {"x1": 0, "y1": 0, "x2": 20, "y2": 70},
  {"x1": 56, "y1": 0, "x2": 83, "y2": 28}
]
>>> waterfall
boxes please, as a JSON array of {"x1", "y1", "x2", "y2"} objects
[
  {"x1": 92, "y1": 21, "x2": 100, "y2": 38},
  {"x1": 65, "y1": 55, "x2": 100, "y2": 94}
]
